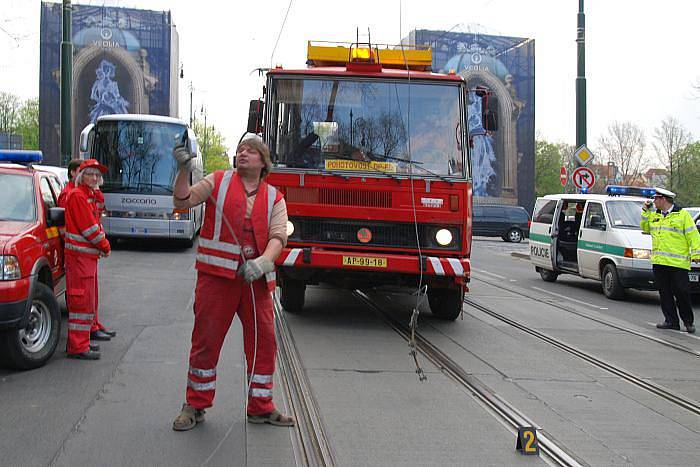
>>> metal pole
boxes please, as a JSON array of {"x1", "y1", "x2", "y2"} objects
[
  {"x1": 189, "y1": 81, "x2": 193, "y2": 127},
  {"x1": 575, "y1": 0, "x2": 587, "y2": 151},
  {"x1": 60, "y1": 0, "x2": 73, "y2": 166}
]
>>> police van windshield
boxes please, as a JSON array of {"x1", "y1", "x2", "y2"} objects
[
  {"x1": 606, "y1": 200, "x2": 644, "y2": 229},
  {"x1": 268, "y1": 77, "x2": 466, "y2": 178},
  {"x1": 92, "y1": 120, "x2": 186, "y2": 194},
  {"x1": 0, "y1": 174, "x2": 36, "y2": 222}
]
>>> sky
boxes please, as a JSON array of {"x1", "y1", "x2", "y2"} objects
[{"x1": 2, "y1": 0, "x2": 700, "y2": 166}]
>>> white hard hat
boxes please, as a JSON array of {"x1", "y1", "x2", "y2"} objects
[{"x1": 653, "y1": 187, "x2": 676, "y2": 199}]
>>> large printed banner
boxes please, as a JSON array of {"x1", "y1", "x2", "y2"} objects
[
  {"x1": 409, "y1": 30, "x2": 535, "y2": 208},
  {"x1": 39, "y1": 2, "x2": 178, "y2": 165}
]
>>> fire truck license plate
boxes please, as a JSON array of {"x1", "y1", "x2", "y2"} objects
[
  {"x1": 689, "y1": 272, "x2": 699, "y2": 283},
  {"x1": 342, "y1": 256, "x2": 387, "y2": 268}
]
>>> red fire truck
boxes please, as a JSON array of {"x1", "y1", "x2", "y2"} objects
[{"x1": 248, "y1": 41, "x2": 497, "y2": 320}]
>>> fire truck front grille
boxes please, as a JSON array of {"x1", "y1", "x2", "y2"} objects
[
  {"x1": 289, "y1": 217, "x2": 461, "y2": 250},
  {"x1": 286, "y1": 187, "x2": 392, "y2": 208}
]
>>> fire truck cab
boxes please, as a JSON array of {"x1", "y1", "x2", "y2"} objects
[{"x1": 250, "y1": 41, "x2": 497, "y2": 320}]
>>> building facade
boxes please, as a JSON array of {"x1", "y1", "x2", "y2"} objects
[
  {"x1": 39, "y1": 2, "x2": 179, "y2": 165},
  {"x1": 406, "y1": 30, "x2": 535, "y2": 209}
]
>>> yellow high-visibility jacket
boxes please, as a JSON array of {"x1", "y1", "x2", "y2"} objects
[{"x1": 641, "y1": 205, "x2": 700, "y2": 270}]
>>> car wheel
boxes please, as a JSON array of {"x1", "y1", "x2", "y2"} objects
[
  {"x1": 280, "y1": 278, "x2": 306, "y2": 313},
  {"x1": 602, "y1": 263, "x2": 625, "y2": 300},
  {"x1": 537, "y1": 267, "x2": 558, "y2": 283},
  {"x1": 0, "y1": 282, "x2": 60, "y2": 370},
  {"x1": 506, "y1": 228, "x2": 523, "y2": 243},
  {"x1": 427, "y1": 287, "x2": 464, "y2": 320}
]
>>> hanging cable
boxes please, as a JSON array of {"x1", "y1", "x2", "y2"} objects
[
  {"x1": 398, "y1": 0, "x2": 427, "y2": 382},
  {"x1": 269, "y1": 0, "x2": 294, "y2": 69}
]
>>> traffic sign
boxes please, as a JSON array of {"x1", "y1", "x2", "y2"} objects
[
  {"x1": 560, "y1": 166, "x2": 568, "y2": 186},
  {"x1": 573, "y1": 145, "x2": 595, "y2": 166},
  {"x1": 572, "y1": 166, "x2": 595, "y2": 189}
]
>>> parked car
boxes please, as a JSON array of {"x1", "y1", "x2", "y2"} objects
[
  {"x1": 1, "y1": 151, "x2": 65, "y2": 370},
  {"x1": 684, "y1": 206, "x2": 700, "y2": 220},
  {"x1": 472, "y1": 204, "x2": 530, "y2": 243}
]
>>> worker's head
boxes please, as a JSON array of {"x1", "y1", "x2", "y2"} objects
[
  {"x1": 75, "y1": 159, "x2": 107, "y2": 189},
  {"x1": 67, "y1": 159, "x2": 82, "y2": 181},
  {"x1": 236, "y1": 133, "x2": 271, "y2": 179},
  {"x1": 652, "y1": 187, "x2": 675, "y2": 211}
]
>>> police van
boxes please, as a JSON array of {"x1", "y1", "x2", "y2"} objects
[{"x1": 529, "y1": 186, "x2": 700, "y2": 299}]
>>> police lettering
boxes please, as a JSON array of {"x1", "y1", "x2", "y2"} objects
[{"x1": 531, "y1": 245, "x2": 550, "y2": 259}]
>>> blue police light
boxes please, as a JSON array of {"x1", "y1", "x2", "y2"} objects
[
  {"x1": 605, "y1": 185, "x2": 656, "y2": 197},
  {"x1": 580, "y1": 186, "x2": 589, "y2": 194},
  {"x1": 0, "y1": 150, "x2": 43, "y2": 164}
]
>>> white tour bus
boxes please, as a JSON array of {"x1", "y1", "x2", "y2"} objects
[{"x1": 79, "y1": 114, "x2": 203, "y2": 245}]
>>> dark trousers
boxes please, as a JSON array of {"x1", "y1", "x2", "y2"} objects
[{"x1": 652, "y1": 264, "x2": 695, "y2": 326}]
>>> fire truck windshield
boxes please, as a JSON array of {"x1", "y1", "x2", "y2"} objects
[{"x1": 269, "y1": 77, "x2": 467, "y2": 178}]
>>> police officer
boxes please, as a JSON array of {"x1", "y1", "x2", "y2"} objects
[{"x1": 641, "y1": 188, "x2": 700, "y2": 333}]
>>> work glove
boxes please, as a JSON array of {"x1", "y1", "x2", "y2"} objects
[
  {"x1": 239, "y1": 257, "x2": 275, "y2": 283},
  {"x1": 173, "y1": 144, "x2": 194, "y2": 172}
]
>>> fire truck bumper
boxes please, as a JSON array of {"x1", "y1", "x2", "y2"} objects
[{"x1": 276, "y1": 247, "x2": 470, "y2": 285}]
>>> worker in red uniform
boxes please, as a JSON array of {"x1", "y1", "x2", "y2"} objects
[
  {"x1": 64, "y1": 159, "x2": 112, "y2": 360},
  {"x1": 59, "y1": 159, "x2": 115, "y2": 341},
  {"x1": 57, "y1": 159, "x2": 82, "y2": 208},
  {"x1": 171, "y1": 134, "x2": 295, "y2": 431}
]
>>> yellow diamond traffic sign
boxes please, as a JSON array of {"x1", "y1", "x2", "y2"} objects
[{"x1": 574, "y1": 145, "x2": 595, "y2": 166}]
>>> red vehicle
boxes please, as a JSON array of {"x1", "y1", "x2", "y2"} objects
[
  {"x1": 248, "y1": 42, "x2": 497, "y2": 320},
  {"x1": 0, "y1": 151, "x2": 65, "y2": 369}
]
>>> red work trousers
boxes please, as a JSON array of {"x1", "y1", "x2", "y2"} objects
[
  {"x1": 185, "y1": 272, "x2": 277, "y2": 416},
  {"x1": 65, "y1": 255, "x2": 98, "y2": 354}
]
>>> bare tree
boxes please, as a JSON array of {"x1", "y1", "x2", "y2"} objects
[
  {"x1": 597, "y1": 121, "x2": 647, "y2": 185},
  {"x1": 652, "y1": 116, "x2": 692, "y2": 190}
]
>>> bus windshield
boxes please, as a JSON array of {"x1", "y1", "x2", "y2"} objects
[
  {"x1": 269, "y1": 77, "x2": 466, "y2": 178},
  {"x1": 92, "y1": 120, "x2": 186, "y2": 195}
]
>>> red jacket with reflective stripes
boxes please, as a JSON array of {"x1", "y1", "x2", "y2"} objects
[
  {"x1": 64, "y1": 184, "x2": 110, "y2": 258},
  {"x1": 58, "y1": 180, "x2": 75, "y2": 208},
  {"x1": 196, "y1": 171, "x2": 283, "y2": 290}
]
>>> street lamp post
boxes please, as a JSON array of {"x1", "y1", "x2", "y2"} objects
[
  {"x1": 576, "y1": 0, "x2": 587, "y2": 151},
  {"x1": 60, "y1": 0, "x2": 73, "y2": 165}
]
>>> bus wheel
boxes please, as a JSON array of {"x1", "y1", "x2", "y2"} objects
[
  {"x1": 601, "y1": 263, "x2": 625, "y2": 300},
  {"x1": 537, "y1": 267, "x2": 558, "y2": 282},
  {"x1": 281, "y1": 278, "x2": 306, "y2": 313},
  {"x1": 427, "y1": 287, "x2": 464, "y2": 321}
]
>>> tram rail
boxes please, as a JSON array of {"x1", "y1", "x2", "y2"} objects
[
  {"x1": 354, "y1": 290, "x2": 586, "y2": 467},
  {"x1": 463, "y1": 297, "x2": 700, "y2": 417},
  {"x1": 471, "y1": 275, "x2": 700, "y2": 359},
  {"x1": 274, "y1": 296, "x2": 338, "y2": 467}
]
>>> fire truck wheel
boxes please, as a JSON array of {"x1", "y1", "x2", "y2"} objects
[
  {"x1": 427, "y1": 288, "x2": 464, "y2": 321},
  {"x1": 281, "y1": 279, "x2": 306, "y2": 313},
  {"x1": 0, "y1": 282, "x2": 60, "y2": 370}
]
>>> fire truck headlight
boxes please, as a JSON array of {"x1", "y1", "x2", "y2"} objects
[
  {"x1": 435, "y1": 229, "x2": 453, "y2": 246},
  {"x1": 286, "y1": 221, "x2": 295, "y2": 237}
]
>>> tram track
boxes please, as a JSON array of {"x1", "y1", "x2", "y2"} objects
[
  {"x1": 353, "y1": 290, "x2": 587, "y2": 467},
  {"x1": 463, "y1": 296, "x2": 700, "y2": 417},
  {"x1": 472, "y1": 275, "x2": 700, "y2": 359},
  {"x1": 274, "y1": 296, "x2": 338, "y2": 467}
]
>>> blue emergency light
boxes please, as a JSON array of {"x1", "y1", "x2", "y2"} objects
[
  {"x1": 0, "y1": 150, "x2": 43, "y2": 164},
  {"x1": 605, "y1": 185, "x2": 656, "y2": 197}
]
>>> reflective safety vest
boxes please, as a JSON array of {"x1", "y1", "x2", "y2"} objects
[
  {"x1": 196, "y1": 170, "x2": 283, "y2": 292},
  {"x1": 64, "y1": 184, "x2": 111, "y2": 258},
  {"x1": 641, "y1": 205, "x2": 700, "y2": 270}
]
